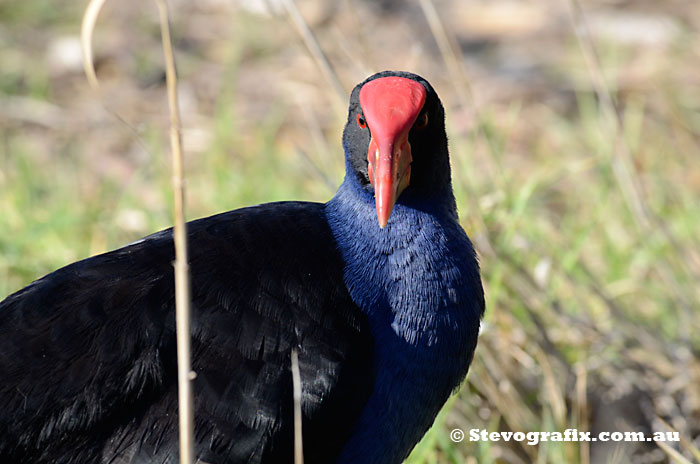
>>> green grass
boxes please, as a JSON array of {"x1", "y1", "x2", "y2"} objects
[{"x1": 1, "y1": 1, "x2": 699, "y2": 463}]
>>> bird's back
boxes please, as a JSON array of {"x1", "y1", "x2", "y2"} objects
[{"x1": 0, "y1": 202, "x2": 374, "y2": 464}]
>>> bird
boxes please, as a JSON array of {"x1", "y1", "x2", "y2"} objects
[{"x1": 0, "y1": 70, "x2": 484, "y2": 464}]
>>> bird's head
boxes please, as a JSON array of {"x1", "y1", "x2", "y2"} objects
[{"x1": 343, "y1": 71, "x2": 450, "y2": 228}]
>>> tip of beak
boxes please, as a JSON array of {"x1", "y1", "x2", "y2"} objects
[{"x1": 376, "y1": 199, "x2": 393, "y2": 229}]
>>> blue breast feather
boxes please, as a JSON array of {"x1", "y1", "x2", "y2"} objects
[{"x1": 325, "y1": 165, "x2": 483, "y2": 463}]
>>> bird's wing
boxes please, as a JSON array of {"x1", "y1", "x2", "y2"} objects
[{"x1": 0, "y1": 202, "x2": 374, "y2": 464}]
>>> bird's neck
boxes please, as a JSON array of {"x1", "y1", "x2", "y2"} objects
[
  {"x1": 325, "y1": 175, "x2": 482, "y2": 463},
  {"x1": 326, "y1": 174, "x2": 469, "y2": 345}
]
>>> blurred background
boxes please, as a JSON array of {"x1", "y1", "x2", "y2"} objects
[{"x1": 0, "y1": 0, "x2": 698, "y2": 462}]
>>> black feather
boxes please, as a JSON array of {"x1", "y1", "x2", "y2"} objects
[{"x1": 0, "y1": 203, "x2": 373, "y2": 464}]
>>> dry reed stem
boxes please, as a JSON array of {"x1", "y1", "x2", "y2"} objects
[
  {"x1": 656, "y1": 417, "x2": 700, "y2": 463},
  {"x1": 656, "y1": 440, "x2": 694, "y2": 464},
  {"x1": 575, "y1": 363, "x2": 589, "y2": 464},
  {"x1": 565, "y1": 0, "x2": 650, "y2": 231},
  {"x1": 291, "y1": 349, "x2": 304, "y2": 464},
  {"x1": 533, "y1": 347, "x2": 566, "y2": 429},
  {"x1": 281, "y1": 0, "x2": 347, "y2": 113},
  {"x1": 418, "y1": 0, "x2": 503, "y2": 188},
  {"x1": 82, "y1": 0, "x2": 195, "y2": 461},
  {"x1": 417, "y1": 0, "x2": 472, "y2": 113},
  {"x1": 293, "y1": 92, "x2": 337, "y2": 191},
  {"x1": 82, "y1": 0, "x2": 157, "y2": 158},
  {"x1": 81, "y1": 0, "x2": 106, "y2": 89},
  {"x1": 153, "y1": 1, "x2": 195, "y2": 462},
  {"x1": 416, "y1": 0, "x2": 502, "y2": 265}
]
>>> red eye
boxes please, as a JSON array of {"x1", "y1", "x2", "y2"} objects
[
  {"x1": 414, "y1": 113, "x2": 428, "y2": 130},
  {"x1": 357, "y1": 114, "x2": 367, "y2": 129}
]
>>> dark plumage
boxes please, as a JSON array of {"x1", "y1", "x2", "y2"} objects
[{"x1": 0, "y1": 71, "x2": 484, "y2": 464}]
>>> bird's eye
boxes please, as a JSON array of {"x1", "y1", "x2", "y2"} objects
[
  {"x1": 414, "y1": 113, "x2": 429, "y2": 130},
  {"x1": 357, "y1": 114, "x2": 367, "y2": 129}
]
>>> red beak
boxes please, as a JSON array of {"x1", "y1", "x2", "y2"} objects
[{"x1": 359, "y1": 76, "x2": 427, "y2": 228}]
